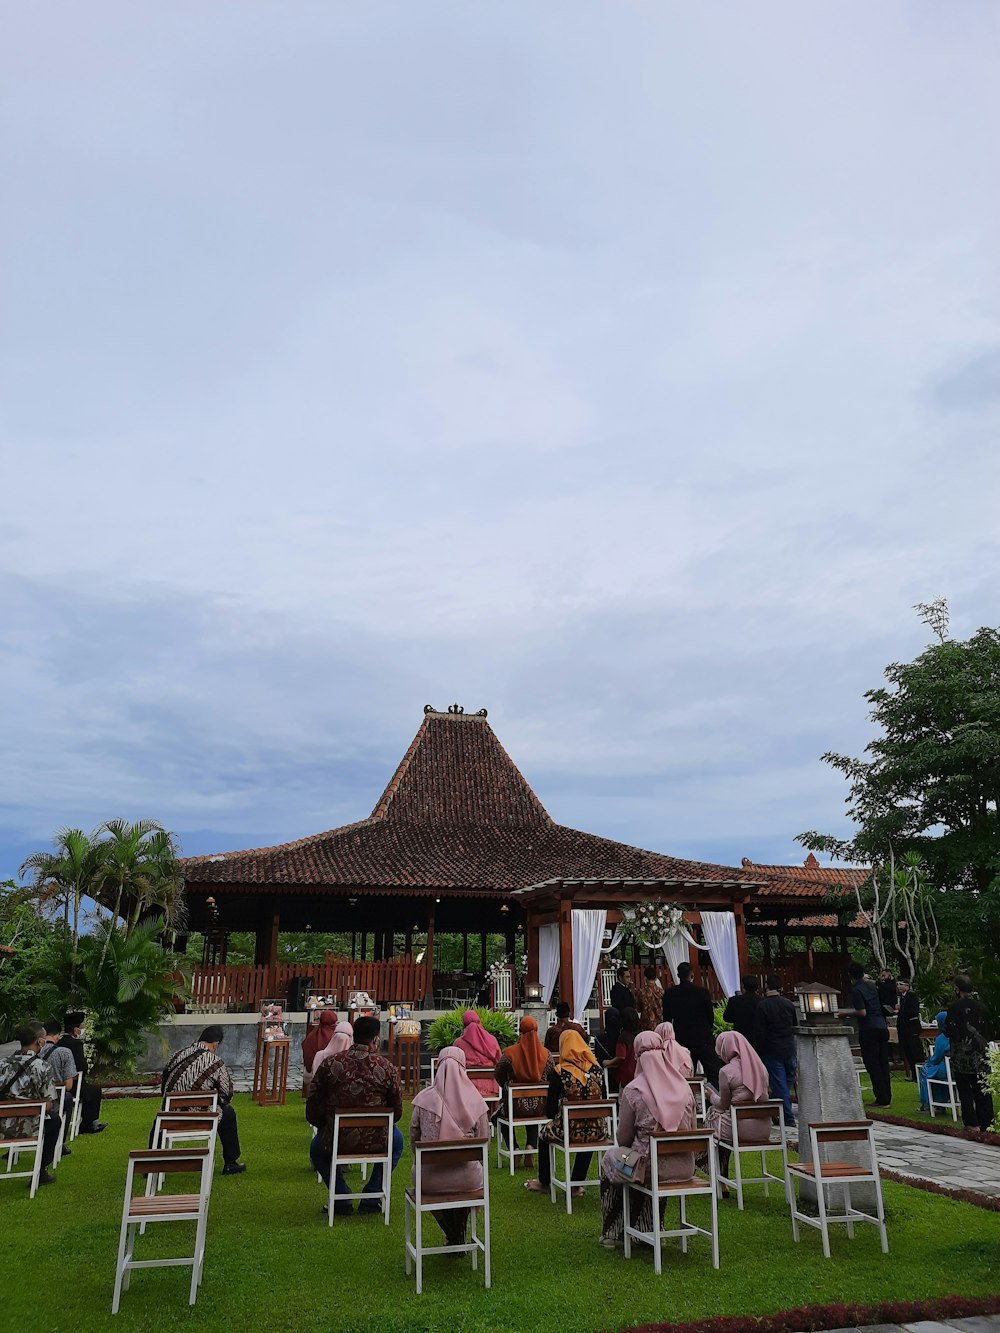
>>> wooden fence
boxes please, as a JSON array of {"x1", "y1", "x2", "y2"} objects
[{"x1": 189, "y1": 955, "x2": 426, "y2": 1012}]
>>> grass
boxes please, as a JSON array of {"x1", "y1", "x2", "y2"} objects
[{"x1": 4, "y1": 1073, "x2": 998, "y2": 1333}]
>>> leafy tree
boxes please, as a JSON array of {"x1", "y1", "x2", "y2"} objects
[
  {"x1": 20, "y1": 827, "x2": 102, "y2": 982},
  {"x1": 0, "y1": 881, "x2": 62, "y2": 1040},
  {"x1": 92, "y1": 819, "x2": 183, "y2": 969},
  {"x1": 35, "y1": 919, "x2": 183, "y2": 1080},
  {"x1": 800, "y1": 601, "x2": 1000, "y2": 971}
]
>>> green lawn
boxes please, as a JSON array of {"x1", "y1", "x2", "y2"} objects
[{"x1": 4, "y1": 1076, "x2": 997, "y2": 1333}]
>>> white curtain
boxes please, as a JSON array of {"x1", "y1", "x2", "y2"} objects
[
  {"x1": 599, "y1": 922, "x2": 625, "y2": 954},
  {"x1": 572, "y1": 909, "x2": 607, "y2": 1018},
  {"x1": 538, "y1": 924, "x2": 560, "y2": 1006},
  {"x1": 662, "y1": 931, "x2": 690, "y2": 984},
  {"x1": 701, "y1": 911, "x2": 741, "y2": 999}
]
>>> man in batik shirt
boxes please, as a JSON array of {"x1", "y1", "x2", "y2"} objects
[
  {"x1": 0, "y1": 1021, "x2": 59, "y2": 1185},
  {"x1": 160, "y1": 1024, "x2": 246, "y2": 1175},
  {"x1": 306, "y1": 1015, "x2": 403, "y2": 1215},
  {"x1": 635, "y1": 966, "x2": 665, "y2": 1032}
]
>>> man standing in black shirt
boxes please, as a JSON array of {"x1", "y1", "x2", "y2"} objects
[
  {"x1": 752, "y1": 974, "x2": 798, "y2": 1125},
  {"x1": 723, "y1": 977, "x2": 761, "y2": 1042},
  {"x1": 849, "y1": 963, "x2": 891, "y2": 1106},
  {"x1": 945, "y1": 975, "x2": 994, "y2": 1131},
  {"x1": 895, "y1": 978, "x2": 923, "y2": 1082},
  {"x1": 662, "y1": 962, "x2": 720, "y2": 1083}
]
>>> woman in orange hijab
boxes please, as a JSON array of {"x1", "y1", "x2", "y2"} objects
[
  {"x1": 525, "y1": 1028, "x2": 608, "y2": 1196},
  {"x1": 495, "y1": 1015, "x2": 552, "y2": 1171}
]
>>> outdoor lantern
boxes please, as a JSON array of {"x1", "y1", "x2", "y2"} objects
[
  {"x1": 524, "y1": 981, "x2": 544, "y2": 1002},
  {"x1": 794, "y1": 982, "x2": 841, "y2": 1023}
]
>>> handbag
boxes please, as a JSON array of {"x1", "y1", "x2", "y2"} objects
[{"x1": 612, "y1": 1146, "x2": 642, "y2": 1181}]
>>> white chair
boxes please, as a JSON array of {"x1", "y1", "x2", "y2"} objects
[
  {"x1": 163, "y1": 1092, "x2": 220, "y2": 1114},
  {"x1": 490, "y1": 967, "x2": 514, "y2": 1011},
  {"x1": 598, "y1": 967, "x2": 616, "y2": 1013},
  {"x1": 718, "y1": 1100, "x2": 790, "y2": 1208},
  {"x1": 326, "y1": 1109, "x2": 395, "y2": 1225},
  {"x1": 68, "y1": 1076, "x2": 84, "y2": 1142},
  {"x1": 926, "y1": 1055, "x2": 961, "y2": 1122},
  {"x1": 0, "y1": 1101, "x2": 46, "y2": 1197},
  {"x1": 144, "y1": 1112, "x2": 220, "y2": 1219},
  {"x1": 404, "y1": 1136, "x2": 491, "y2": 1294},
  {"x1": 111, "y1": 1147, "x2": 213, "y2": 1314},
  {"x1": 686, "y1": 1077, "x2": 708, "y2": 1125},
  {"x1": 50, "y1": 1086, "x2": 68, "y2": 1168},
  {"x1": 787, "y1": 1120, "x2": 888, "y2": 1259},
  {"x1": 495, "y1": 1083, "x2": 550, "y2": 1175},
  {"x1": 624, "y1": 1128, "x2": 720, "y2": 1272},
  {"x1": 548, "y1": 1100, "x2": 615, "y2": 1213}
]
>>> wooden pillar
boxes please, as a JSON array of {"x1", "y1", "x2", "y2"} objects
[
  {"x1": 806, "y1": 932, "x2": 815, "y2": 972},
  {"x1": 424, "y1": 909, "x2": 435, "y2": 1004},
  {"x1": 526, "y1": 912, "x2": 540, "y2": 983},
  {"x1": 462, "y1": 933, "x2": 469, "y2": 972},
  {"x1": 255, "y1": 904, "x2": 280, "y2": 970},
  {"x1": 480, "y1": 931, "x2": 487, "y2": 973},
  {"x1": 405, "y1": 926, "x2": 413, "y2": 957},
  {"x1": 219, "y1": 933, "x2": 229, "y2": 965},
  {"x1": 558, "y1": 898, "x2": 574, "y2": 1015},
  {"x1": 763, "y1": 933, "x2": 772, "y2": 968},
  {"x1": 361, "y1": 929, "x2": 368, "y2": 961},
  {"x1": 351, "y1": 929, "x2": 357, "y2": 961},
  {"x1": 504, "y1": 927, "x2": 516, "y2": 959},
  {"x1": 373, "y1": 927, "x2": 384, "y2": 962}
]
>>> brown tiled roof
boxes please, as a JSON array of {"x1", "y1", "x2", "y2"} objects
[
  {"x1": 184, "y1": 710, "x2": 763, "y2": 896},
  {"x1": 742, "y1": 854, "x2": 869, "y2": 891}
]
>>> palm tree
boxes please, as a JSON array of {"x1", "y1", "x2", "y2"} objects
[
  {"x1": 19, "y1": 827, "x2": 102, "y2": 982},
  {"x1": 93, "y1": 820, "x2": 184, "y2": 970}
]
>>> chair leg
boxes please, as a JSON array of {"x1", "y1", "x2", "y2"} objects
[
  {"x1": 483, "y1": 1197, "x2": 492, "y2": 1290},
  {"x1": 734, "y1": 1146, "x2": 744, "y2": 1211},
  {"x1": 564, "y1": 1146, "x2": 572, "y2": 1214},
  {"x1": 816, "y1": 1178, "x2": 831, "y2": 1259},
  {"x1": 652, "y1": 1189, "x2": 662, "y2": 1275},
  {"x1": 415, "y1": 1205, "x2": 423, "y2": 1295},
  {"x1": 679, "y1": 1193, "x2": 688, "y2": 1254},
  {"x1": 111, "y1": 1215, "x2": 131, "y2": 1314},
  {"x1": 623, "y1": 1185, "x2": 632, "y2": 1259},
  {"x1": 789, "y1": 1177, "x2": 800, "y2": 1243},
  {"x1": 873, "y1": 1171, "x2": 889, "y2": 1253},
  {"x1": 383, "y1": 1153, "x2": 391, "y2": 1226},
  {"x1": 845, "y1": 1182, "x2": 855, "y2": 1239},
  {"x1": 404, "y1": 1194, "x2": 413, "y2": 1277}
]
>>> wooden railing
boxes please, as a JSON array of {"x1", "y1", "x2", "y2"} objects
[{"x1": 189, "y1": 954, "x2": 426, "y2": 1011}]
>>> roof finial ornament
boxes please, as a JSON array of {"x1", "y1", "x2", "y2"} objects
[
  {"x1": 424, "y1": 704, "x2": 436, "y2": 714},
  {"x1": 448, "y1": 702, "x2": 465, "y2": 714}
]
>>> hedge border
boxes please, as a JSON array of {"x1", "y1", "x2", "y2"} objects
[
  {"x1": 880, "y1": 1165, "x2": 1000, "y2": 1212},
  {"x1": 617, "y1": 1292, "x2": 1000, "y2": 1333}
]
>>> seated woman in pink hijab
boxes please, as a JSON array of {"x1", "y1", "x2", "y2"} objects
[
  {"x1": 706, "y1": 1030, "x2": 772, "y2": 1187},
  {"x1": 410, "y1": 1046, "x2": 490, "y2": 1246},
  {"x1": 310, "y1": 1020, "x2": 353, "y2": 1075},
  {"x1": 655, "y1": 1021, "x2": 694, "y2": 1078},
  {"x1": 453, "y1": 1011, "x2": 500, "y2": 1099},
  {"x1": 301, "y1": 1011, "x2": 338, "y2": 1095},
  {"x1": 599, "y1": 1031, "x2": 696, "y2": 1247}
]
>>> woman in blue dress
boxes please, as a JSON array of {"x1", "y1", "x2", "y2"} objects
[{"x1": 918, "y1": 1011, "x2": 950, "y2": 1111}]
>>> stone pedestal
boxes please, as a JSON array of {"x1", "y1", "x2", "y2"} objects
[
  {"x1": 522, "y1": 1002, "x2": 551, "y2": 1043},
  {"x1": 794, "y1": 1022, "x2": 875, "y2": 1209}
]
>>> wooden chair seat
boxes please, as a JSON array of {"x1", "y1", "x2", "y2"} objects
[
  {"x1": 791, "y1": 1160, "x2": 874, "y2": 1179},
  {"x1": 128, "y1": 1194, "x2": 204, "y2": 1218}
]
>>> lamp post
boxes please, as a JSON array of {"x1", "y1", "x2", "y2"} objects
[
  {"x1": 522, "y1": 980, "x2": 550, "y2": 1039},
  {"x1": 793, "y1": 981, "x2": 875, "y2": 1208}
]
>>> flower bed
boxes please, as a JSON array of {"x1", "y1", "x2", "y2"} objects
[{"x1": 620, "y1": 1292, "x2": 1000, "y2": 1333}]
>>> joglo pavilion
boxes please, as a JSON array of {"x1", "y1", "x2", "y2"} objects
[{"x1": 181, "y1": 705, "x2": 868, "y2": 1014}]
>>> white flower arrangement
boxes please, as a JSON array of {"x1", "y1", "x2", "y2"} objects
[{"x1": 624, "y1": 901, "x2": 684, "y2": 945}]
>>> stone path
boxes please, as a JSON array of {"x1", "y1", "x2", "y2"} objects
[
  {"x1": 826, "y1": 1319, "x2": 1000, "y2": 1333},
  {"x1": 870, "y1": 1119, "x2": 1000, "y2": 1198}
]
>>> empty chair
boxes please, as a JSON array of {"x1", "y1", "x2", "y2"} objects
[
  {"x1": 111, "y1": 1147, "x2": 213, "y2": 1313},
  {"x1": 144, "y1": 1112, "x2": 221, "y2": 1216},
  {"x1": 624, "y1": 1129, "x2": 720, "y2": 1272},
  {"x1": 787, "y1": 1120, "x2": 888, "y2": 1258},
  {"x1": 405, "y1": 1138, "x2": 491, "y2": 1294}
]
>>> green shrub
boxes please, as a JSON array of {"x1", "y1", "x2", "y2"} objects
[
  {"x1": 426, "y1": 1005, "x2": 517, "y2": 1052},
  {"x1": 712, "y1": 1001, "x2": 733, "y2": 1037}
]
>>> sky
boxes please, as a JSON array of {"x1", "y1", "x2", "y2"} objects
[{"x1": 2, "y1": 2, "x2": 999, "y2": 883}]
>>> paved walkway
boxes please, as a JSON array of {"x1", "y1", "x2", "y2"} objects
[
  {"x1": 827, "y1": 1319, "x2": 1000, "y2": 1333},
  {"x1": 870, "y1": 1119, "x2": 1000, "y2": 1198}
]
